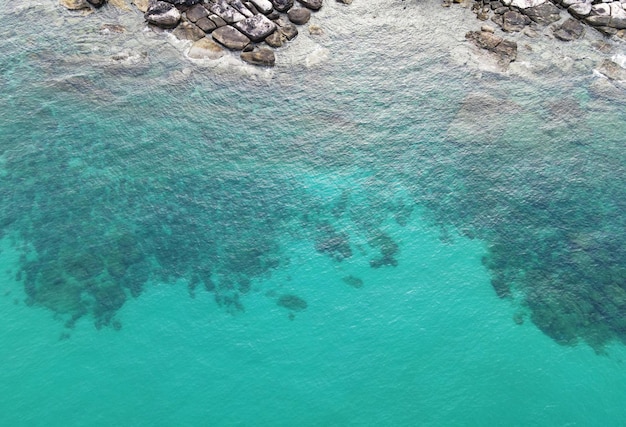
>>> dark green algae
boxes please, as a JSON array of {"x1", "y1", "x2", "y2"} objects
[{"x1": 1, "y1": 66, "x2": 626, "y2": 352}]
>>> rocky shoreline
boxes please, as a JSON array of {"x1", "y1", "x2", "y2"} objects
[
  {"x1": 60, "y1": 0, "x2": 352, "y2": 66},
  {"x1": 57, "y1": 0, "x2": 626, "y2": 79}
]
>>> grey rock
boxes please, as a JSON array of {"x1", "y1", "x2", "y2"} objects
[
  {"x1": 145, "y1": 1, "x2": 181, "y2": 28},
  {"x1": 241, "y1": 48, "x2": 276, "y2": 66},
  {"x1": 209, "y1": 0, "x2": 246, "y2": 23},
  {"x1": 230, "y1": 0, "x2": 255, "y2": 18},
  {"x1": 172, "y1": 21, "x2": 206, "y2": 41},
  {"x1": 265, "y1": 30, "x2": 284, "y2": 47},
  {"x1": 523, "y1": 2, "x2": 561, "y2": 24},
  {"x1": 209, "y1": 14, "x2": 228, "y2": 27},
  {"x1": 162, "y1": 0, "x2": 202, "y2": 5},
  {"x1": 288, "y1": 7, "x2": 311, "y2": 24},
  {"x1": 569, "y1": 1, "x2": 592, "y2": 17},
  {"x1": 212, "y1": 25, "x2": 251, "y2": 49},
  {"x1": 87, "y1": 0, "x2": 106, "y2": 7},
  {"x1": 596, "y1": 59, "x2": 626, "y2": 80},
  {"x1": 501, "y1": 10, "x2": 531, "y2": 31},
  {"x1": 553, "y1": 17, "x2": 585, "y2": 39},
  {"x1": 494, "y1": 6, "x2": 510, "y2": 13},
  {"x1": 279, "y1": 22, "x2": 298, "y2": 39},
  {"x1": 188, "y1": 37, "x2": 225, "y2": 59},
  {"x1": 272, "y1": 0, "x2": 293, "y2": 12},
  {"x1": 186, "y1": 4, "x2": 208, "y2": 22},
  {"x1": 245, "y1": 2, "x2": 260, "y2": 14},
  {"x1": 196, "y1": 16, "x2": 218, "y2": 32},
  {"x1": 298, "y1": 0, "x2": 322, "y2": 9},
  {"x1": 234, "y1": 14, "x2": 277, "y2": 41},
  {"x1": 250, "y1": 0, "x2": 274, "y2": 13},
  {"x1": 609, "y1": 2, "x2": 626, "y2": 29}
]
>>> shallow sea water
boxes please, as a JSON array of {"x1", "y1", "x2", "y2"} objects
[{"x1": 1, "y1": 0, "x2": 626, "y2": 425}]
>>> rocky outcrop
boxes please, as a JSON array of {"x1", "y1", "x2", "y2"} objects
[
  {"x1": 234, "y1": 14, "x2": 277, "y2": 41},
  {"x1": 212, "y1": 25, "x2": 251, "y2": 50},
  {"x1": 145, "y1": 1, "x2": 181, "y2": 28},
  {"x1": 466, "y1": 29, "x2": 518, "y2": 65},
  {"x1": 554, "y1": 17, "x2": 585, "y2": 40}
]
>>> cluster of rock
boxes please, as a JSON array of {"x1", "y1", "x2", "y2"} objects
[
  {"x1": 456, "y1": 0, "x2": 626, "y2": 66},
  {"x1": 60, "y1": 0, "x2": 352, "y2": 66}
]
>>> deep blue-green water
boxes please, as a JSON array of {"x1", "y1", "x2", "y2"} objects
[{"x1": 2, "y1": 0, "x2": 626, "y2": 425}]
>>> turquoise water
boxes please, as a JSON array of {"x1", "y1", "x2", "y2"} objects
[{"x1": 2, "y1": 0, "x2": 626, "y2": 425}]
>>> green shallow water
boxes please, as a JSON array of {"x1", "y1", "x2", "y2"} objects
[{"x1": 1, "y1": 0, "x2": 626, "y2": 424}]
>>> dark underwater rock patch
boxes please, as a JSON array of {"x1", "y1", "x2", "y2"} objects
[{"x1": 277, "y1": 294, "x2": 308, "y2": 311}]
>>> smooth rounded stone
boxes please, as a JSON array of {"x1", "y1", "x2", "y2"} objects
[
  {"x1": 494, "y1": 6, "x2": 510, "y2": 13},
  {"x1": 490, "y1": 0, "x2": 503, "y2": 9},
  {"x1": 240, "y1": 48, "x2": 275, "y2": 66},
  {"x1": 501, "y1": 10, "x2": 531, "y2": 31},
  {"x1": 309, "y1": 24, "x2": 323, "y2": 35},
  {"x1": 87, "y1": 0, "x2": 106, "y2": 7},
  {"x1": 209, "y1": 14, "x2": 228, "y2": 27},
  {"x1": 250, "y1": 0, "x2": 274, "y2": 13},
  {"x1": 279, "y1": 22, "x2": 298, "y2": 39},
  {"x1": 186, "y1": 4, "x2": 208, "y2": 22},
  {"x1": 234, "y1": 14, "x2": 277, "y2": 41},
  {"x1": 272, "y1": 0, "x2": 293, "y2": 12},
  {"x1": 554, "y1": 17, "x2": 586, "y2": 39},
  {"x1": 187, "y1": 37, "x2": 225, "y2": 59},
  {"x1": 569, "y1": 1, "x2": 592, "y2": 16},
  {"x1": 481, "y1": 24, "x2": 496, "y2": 32},
  {"x1": 209, "y1": 0, "x2": 246, "y2": 23},
  {"x1": 522, "y1": 2, "x2": 561, "y2": 24},
  {"x1": 265, "y1": 30, "x2": 284, "y2": 47},
  {"x1": 145, "y1": 1, "x2": 181, "y2": 28},
  {"x1": 231, "y1": 0, "x2": 255, "y2": 17},
  {"x1": 288, "y1": 7, "x2": 311, "y2": 24},
  {"x1": 196, "y1": 16, "x2": 217, "y2": 31},
  {"x1": 297, "y1": 0, "x2": 322, "y2": 9},
  {"x1": 132, "y1": 0, "x2": 149, "y2": 12},
  {"x1": 212, "y1": 25, "x2": 251, "y2": 49},
  {"x1": 60, "y1": 0, "x2": 91, "y2": 10},
  {"x1": 172, "y1": 21, "x2": 206, "y2": 40},
  {"x1": 561, "y1": 0, "x2": 584, "y2": 6}
]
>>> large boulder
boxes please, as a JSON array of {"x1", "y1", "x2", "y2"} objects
[
  {"x1": 209, "y1": 0, "x2": 246, "y2": 23},
  {"x1": 554, "y1": 17, "x2": 585, "y2": 40},
  {"x1": 161, "y1": 0, "x2": 202, "y2": 5},
  {"x1": 250, "y1": 0, "x2": 274, "y2": 14},
  {"x1": 501, "y1": 0, "x2": 545, "y2": 8},
  {"x1": 241, "y1": 48, "x2": 276, "y2": 66},
  {"x1": 272, "y1": 0, "x2": 293, "y2": 12},
  {"x1": 297, "y1": 0, "x2": 322, "y2": 10},
  {"x1": 501, "y1": 10, "x2": 531, "y2": 31},
  {"x1": 522, "y1": 2, "x2": 561, "y2": 24},
  {"x1": 585, "y1": 3, "x2": 611, "y2": 26},
  {"x1": 188, "y1": 37, "x2": 226, "y2": 59},
  {"x1": 172, "y1": 21, "x2": 206, "y2": 40},
  {"x1": 230, "y1": 0, "x2": 255, "y2": 18},
  {"x1": 568, "y1": 1, "x2": 591, "y2": 18},
  {"x1": 212, "y1": 25, "x2": 251, "y2": 49},
  {"x1": 608, "y1": 2, "x2": 626, "y2": 29},
  {"x1": 145, "y1": 1, "x2": 181, "y2": 28},
  {"x1": 186, "y1": 4, "x2": 208, "y2": 22},
  {"x1": 288, "y1": 7, "x2": 311, "y2": 24},
  {"x1": 234, "y1": 14, "x2": 277, "y2": 41}
]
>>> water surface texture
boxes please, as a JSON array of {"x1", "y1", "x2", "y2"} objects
[{"x1": 1, "y1": 0, "x2": 626, "y2": 425}]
